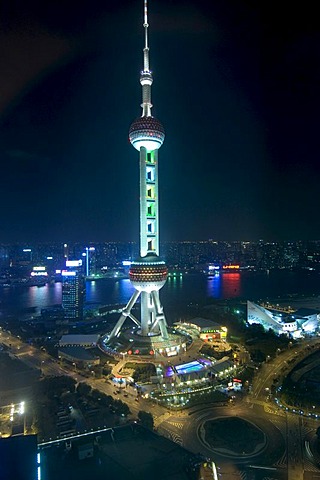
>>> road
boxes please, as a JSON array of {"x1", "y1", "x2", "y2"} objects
[
  {"x1": 0, "y1": 328, "x2": 167, "y2": 421},
  {"x1": 250, "y1": 339, "x2": 320, "y2": 480},
  {"x1": 156, "y1": 400, "x2": 287, "y2": 479},
  {"x1": 251, "y1": 340, "x2": 320, "y2": 401}
]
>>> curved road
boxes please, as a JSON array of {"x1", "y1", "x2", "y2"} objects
[{"x1": 157, "y1": 402, "x2": 286, "y2": 478}]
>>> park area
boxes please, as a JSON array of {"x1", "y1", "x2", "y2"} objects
[{"x1": 203, "y1": 417, "x2": 265, "y2": 455}]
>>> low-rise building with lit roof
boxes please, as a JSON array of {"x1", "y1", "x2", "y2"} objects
[{"x1": 174, "y1": 317, "x2": 227, "y2": 341}]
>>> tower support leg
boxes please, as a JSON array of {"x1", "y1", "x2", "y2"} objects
[
  {"x1": 109, "y1": 290, "x2": 141, "y2": 339},
  {"x1": 150, "y1": 290, "x2": 168, "y2": 339}
]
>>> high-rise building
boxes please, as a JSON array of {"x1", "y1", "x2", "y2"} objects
[
  {"x1": 62, "y1": 260, "x2": 85, "y2": 320},
  {"x1": 84, "y1": 246, "x2": 96, "y2": 277},
  {"x1": 105, "y1": 0, "x2": 186, "y2": 357}
]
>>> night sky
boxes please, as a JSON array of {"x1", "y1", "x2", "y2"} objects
[{"x1": 0, "y1": 0, "x2": 319, "y2": 243}]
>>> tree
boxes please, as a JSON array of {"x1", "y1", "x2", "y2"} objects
[
  {"x1": 200, "y1": 344, "x2": 215, "y2": 358},
  {"x1": 91, "y1": 389, "x2": 102, "y2": 400},
  {"x1": 102, "y1": 365, "x2": 112, "y2": 376},
  {"x1": 76, "y1": 382, "x2": 91, "y2": 396},
  {"x1": 250, "y1": 349, "x2": 266, "y2": 363},
  {"x1": 93, "y1": 365, "x2": 103, "y2": 379},
  {"x1": 41, "y1": 376, "x2": 76, "y2": 398},
  {"x1": 114, "y1": 400, "x2": 130, "y2": 416},
  {"x1": 100, "y1": 394, "x2": 113, "y2": 407},
  {"x1": 133, "y1": 363, "x2": 156, "y2": 383},
  {"x1": 138, "y1": 411, "x2": 154, "y2": 430}
]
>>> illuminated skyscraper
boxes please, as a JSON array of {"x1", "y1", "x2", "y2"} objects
[
  {"x1": 84, "y1": 246, "x2": 96, "y2": 277},
  {"x1": 62, "y1": 260, "x2": 85, "y2": 320}
]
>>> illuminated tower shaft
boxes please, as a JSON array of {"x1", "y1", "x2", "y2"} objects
[
  {"x1": 109, "y1": 0, "x2": 168, "y2": 342},
  {"x1": 140, "y1": 148, "x2": 159, "y2": 257},
  {"x1": 139, "y1": 147, "x2": 160, "y2": 336}
]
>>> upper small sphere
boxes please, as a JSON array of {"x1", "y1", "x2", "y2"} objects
[{"x1": 129, "y1": 116, "x2": 165, "y2": 151}]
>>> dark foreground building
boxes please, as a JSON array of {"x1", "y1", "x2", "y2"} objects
[
  {"x1": 39, "y1": 424, "x2": 200, "y2": 480},
  {"x1": 0, "y1": 435, "x2": 38, "y2": 480}
]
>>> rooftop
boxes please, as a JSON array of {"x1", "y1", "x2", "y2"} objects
[
  {"x1": 58, "y1": 346, "x2": 99, "y2": 361},
  {"x1": 59, "y1": 334, "x2": 100, "y2": 346},
  {"x1": 186, "y1": 317, "x2": 223, "y2": 329},
  {"x1": 293, "y1": 308, "x2": 320, "y2": 317}
]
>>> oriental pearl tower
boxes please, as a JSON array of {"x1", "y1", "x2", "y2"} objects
[{"x1": 106, "y1": 0, "x2": 186, "y2": 356}]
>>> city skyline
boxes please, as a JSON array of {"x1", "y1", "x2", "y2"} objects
[{"x1": 0, "y1": 1, "x2": 319, "y2": 242}]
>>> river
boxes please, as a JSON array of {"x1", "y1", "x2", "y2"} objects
[{"x1": 1, "y1": 270, "x2": 320, "y2": 317}]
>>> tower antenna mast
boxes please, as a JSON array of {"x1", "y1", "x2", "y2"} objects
[
  {"x1": 143, "y1": 0, "x2": 149, "y2": 71},
  {"x1": 140, "y1": 0, "x2": 153, "y2": 117}
]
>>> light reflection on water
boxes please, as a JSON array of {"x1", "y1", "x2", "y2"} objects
[
  {"x1": 222, "y1": 273, "x2": 242, "y2": 298},
  {"x1": 206, "y1": 274, "x2": 242, "y2": 299},
  {"x1": 1, "y1": 270, "x2": 320, "y2": 315},
  {"x1": 0, "y1": 282, "x2": 62, "y2": 313},
  {"x1": 206, "y1": 274, "x2": 222, "y2": 298},
  {"x1": 85, "y1": 278, "x2": 135, "y2": 305}
]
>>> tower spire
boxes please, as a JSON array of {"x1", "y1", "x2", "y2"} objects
[
  {"x1": 143, "y1": 0, "x2": 149, "y2": 71},
  {"x1": 144, "y1": 0, "x2": 148, "y2": 26},
  {"x1": 140, "y1": 0, "x2": 153, "y2": 117}
]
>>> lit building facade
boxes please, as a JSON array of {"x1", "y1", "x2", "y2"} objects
[
  {"x1": 84, "y1": 246, "x2": 96, "y2": 277},
  {"x1": 174, "y1": 318, "x2": 228, "y2": 341},
  {"x1": 62, "y1": 260, "x2": 85, "y2": 320},
  {"x1": 247, "y1": 300, "x2": 320, "y2": 338}
]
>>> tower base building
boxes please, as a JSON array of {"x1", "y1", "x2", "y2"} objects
[
  {"x1": 102, "y1": 255, "x2": 188, "y2": 357},
  {"x1": 104, "y1": 327, "x2": 187, "y2": 358}
]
